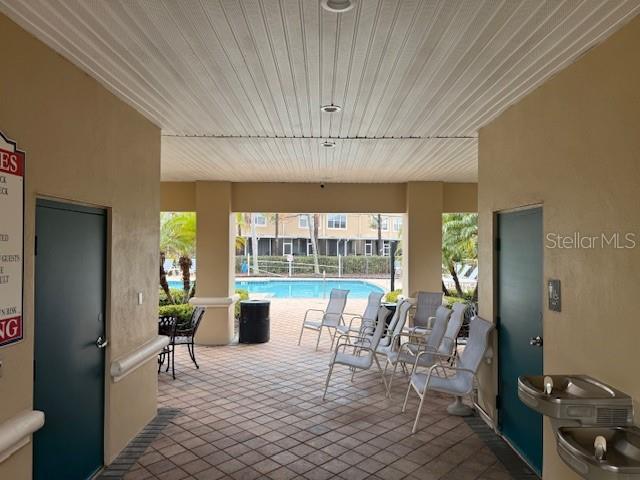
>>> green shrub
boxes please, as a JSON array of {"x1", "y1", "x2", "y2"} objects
[
  {"x1": 385, "y1": 289, "x2": 402, "y2": 303},
  {"x1": 235, "y1": 288, "x2": 249, "y2": 318},
  {"x1": 159, "y1": 288, "x2": 188, "y2": 306},
  {"x1": 236, "y1": 255, "x2": 402, "y2": 276},
  {"x1": 158, "y1": 303, "x2": 194, "y2": 328}
]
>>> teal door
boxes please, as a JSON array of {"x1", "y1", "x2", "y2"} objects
[
  {"x1": 34, "y1": 199, "x2": 106, "y2": 480},
  {"x1": 497, "y1": 207, "x2": 543, "y2": 475}
]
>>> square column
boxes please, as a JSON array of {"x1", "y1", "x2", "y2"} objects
[
  {"x1": 403, "y1": 182, "x2": 443, "y2": 297},
  {"x1": 193, "y1": 182, "x2": 235, "y2": 345}
]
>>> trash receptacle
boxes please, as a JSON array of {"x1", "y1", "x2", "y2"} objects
[{"x1": 239, "y1": 300, "x2": 270, "y2": 344}]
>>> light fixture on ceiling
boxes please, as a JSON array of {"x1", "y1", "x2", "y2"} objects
[
  {"x1": 321, "y1": 0, "x2": 355, "y2": 13},
  {"x1": 321, "y1": 104, "x2": 342, "y2": 113},
  {"x1": 322, "y1": 140, "x2": 336, "y2": 148}
]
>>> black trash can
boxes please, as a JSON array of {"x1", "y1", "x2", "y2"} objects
[{"x1": 239, "y1": 300, "x2": 270, "y2": 344}]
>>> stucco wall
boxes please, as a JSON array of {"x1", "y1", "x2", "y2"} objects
[
  {"x1": 478, "y1": 14, "x2": 640, "y2": 479},
  {"x1": 0, "y1": 13, "x2": 160, "y2": 479}
]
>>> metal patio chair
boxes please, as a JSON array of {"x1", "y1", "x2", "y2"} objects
[
  {"x1": 402, "y1": 315, "x2": 494, "y2": 433},
  {"x1": 174, "y1": 306, "x2": 205, "y2": 369},
  {"x1": 338, "y1": 291, "x2": 384, "y2": 337},
  {"x1": 405, "y1": 291, "x2": 443, "y2": 335},
  {"x1": 298, "y1": 288, "x2": 349, "y2": 350},
  {"x1": 374, "y1": 298, "x2": 414, "y2": 359},
  {"x1": 385, "y1": 302, "x2": 466, "y2": 397},
  {"x1": 322, "y1": 306, "x2": 390, "y2": 400},
  {"x1": 158, "y1": 315, "x2": 177, "y2": 379}
]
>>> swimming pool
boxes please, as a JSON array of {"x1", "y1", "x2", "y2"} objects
[{"x1": 167, "y1": 279, "x2": 384, "y2": 299}]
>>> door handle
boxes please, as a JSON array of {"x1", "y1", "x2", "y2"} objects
[
  {"x1": 529, "y1": 336, "x2": 543, "y2": 347},
  {"x1": 96, "y1": 336, "x2": 108, "y2": 349}
]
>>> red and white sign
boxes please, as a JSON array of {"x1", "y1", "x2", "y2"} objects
[{"x1": 0, "y1": 131, "x2": 24, "y2": 348}]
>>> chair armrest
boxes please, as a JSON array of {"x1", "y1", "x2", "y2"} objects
[
  {"x1": 303, "y1": 308, "x2": 326, "y2": 323},
  {"x1": 412, "y1": 350, "x2": 456, "y2": 371},
  {"x1": 335, "y1": 333, "x2": 372, "y2": 347}
]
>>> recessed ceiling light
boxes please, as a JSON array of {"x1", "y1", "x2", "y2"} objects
[
  {"x1": 321, "y1": 0, "x2": 355, "y2": 14},
  {"x1": 322, "y1": 140, "x2": 336, "y2": 148},
  {"x1": 321, "y1": 104, "x2": 342, "y2": 113}
]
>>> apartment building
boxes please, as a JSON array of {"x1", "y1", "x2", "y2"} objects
[{"x1": 238, "y1": 213, "x2": 402, "y2": 257}]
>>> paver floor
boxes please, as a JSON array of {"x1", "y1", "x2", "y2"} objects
[{"x1": 126, "y1": 299, "x2": 512, "y2": 480}]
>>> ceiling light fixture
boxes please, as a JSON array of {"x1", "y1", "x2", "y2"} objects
[
  {"x1": 321, "y1": 104, "x2": 342, "y2": 113},
  {"x1": 322, "y1": 140, "x2": 336, "y2": 148},
  {"x1": 321, "y1": 0, "x2": 355, "y2": 13}
]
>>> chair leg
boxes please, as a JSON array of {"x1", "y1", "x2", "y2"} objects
[
  {"x1": 412, "y1": 392, "x2": 426, "y2": 434},
  {"x1": 330, "y1": 329, "x2": 337, "y2": 351},
  {"x1": 315, "y1": 327, "x2": 323, "y2": 351},
  {"x1": 298, "y1": 323, "x2": 305, "y2": 345},
  {"x1": 373, "y1": 356, "x2": 388, "y2": 392},
  {"x1": 402, "y1": 380, "x2": 413, "y2": 413},
  {"x1": 171, "y1": 344, "x2": 176, "y2": 380},
  {"x1": 322, "y1": 364, "x2": 335, "y2": 400},
  {"x1": 189, "y1": 340, "x2": 199, "y2": 369},
  {"x1": 386, "y1": 360, "x2": 400, "y2": 398}
]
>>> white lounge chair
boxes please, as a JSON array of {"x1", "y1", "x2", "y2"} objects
[
  {"x1": 322, "y1": 307, "x2": 390, "y2": 400},
  {"x1": 298, "y1": 288, "x2": 349, "y2": 350},
  {"x1": 384, "y1": 305, "x2": 453, "y2": 397},
  {"x1": 338, "y1": 291, "x2": 384, "y2": 337},
  {"x1": 402, "y1": 315, "x2": 493, "y2": 433}
]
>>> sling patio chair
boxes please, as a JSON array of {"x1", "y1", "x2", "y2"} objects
[
  {"x1": 373, "y1": 298, "x2": 414, "y2": 360},
  {"x1": 404, "y1": 291, "x2": 444, "y2": 336},
  {"x1": 322, "y1": 306, "x2": 390, "y2": 400},
  {"x1": 337, "y1": 291, "x2": 384, "y2": 337},
  {"x1": 402, "y1": 315, "x2": 494, "y2": 433},
  {"x1": 385, "y1": 302, "x2": 466, "y2": 397},
  {"x1": 298, "y1": 288, "x2": 349, "y2": 351}
]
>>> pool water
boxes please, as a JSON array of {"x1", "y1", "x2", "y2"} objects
[{"x1": 167, "y1": 279, "x2": 384, "y2": 299}]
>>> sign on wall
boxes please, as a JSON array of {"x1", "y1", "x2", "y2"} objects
[{"x1": 0, "y1": 131, "x2": 24, "y2": 348}]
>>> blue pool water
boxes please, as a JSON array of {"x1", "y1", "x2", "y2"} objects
[{"x1": 168, "y1": 279, "x2": 384, "y2": 299}]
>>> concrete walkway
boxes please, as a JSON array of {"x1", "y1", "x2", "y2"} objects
[{"x1": 126, "y1": 299, "x2": 511, "y2": 480}]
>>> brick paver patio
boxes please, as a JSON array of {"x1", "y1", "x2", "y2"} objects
[{"x1": 126, "y1": 299, "x2": 512, "y2": 480}]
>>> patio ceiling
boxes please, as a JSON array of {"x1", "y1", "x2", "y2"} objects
[{"x1": 1, "y1": 1, "x2": 638, "y2": 183}]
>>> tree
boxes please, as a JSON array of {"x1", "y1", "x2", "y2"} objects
[
  {"x1": 370, "y1": 214, "x2": 385, "y2": 255},
  {"x1": 250, "y1": 213, "x2": 260, "y2": 274},
  {"x1": 306, "y1": 214, "x2": 320, "y2": 274},
  {"x1": 161, "y1": 212, "x2": 196, "y2": 298},
  {"x1": 442, "y1": 213, "x2": 478, "y2": 297}
]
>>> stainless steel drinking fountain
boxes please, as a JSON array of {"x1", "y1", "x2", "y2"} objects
[
  {"x1": 557, "y1": 426, "x2": 640, "y2": 480},
  {"x1": 518, "y1": 375, "x2": 633, "y2": 428},
  {"x1": 518, "y1": 375, "x2": 640, "y2": 478}
]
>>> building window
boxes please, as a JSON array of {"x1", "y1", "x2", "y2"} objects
[
  {"x1": 392, "y1": 217, "x2": 402, "y2": 232},
  {"x1": 283, "y1": 240, "x2": 293, "y2": 255},
  {"x1": 327, "y1": 214, "x2": 347, "y2": 229},
  {"x1": 299, "y1": 215, "x2": 309, "y2": 229},
  {"x1": 254, "y1": 213, "x2": 267, "y2": 226},
  {"x1": 382, "y1": 240, "x2": 390, "y2": 256},
  {"x1": 364, "y1": 240, "x2": 373, "y2": 256},
  {"x1": 306, "y1": 240, "x2": 313, "y2": 256},
  {"x1": 371, "y1": 215, "x2": 389, "y2": 231}
]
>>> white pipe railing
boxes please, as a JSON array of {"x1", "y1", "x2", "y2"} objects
[
  {"x1": 0, "y1": 410, "x2": 45, "y2": 463},
  {"x1": 110, "y1": 336, "x2": 169, "y2": 383},
  {"x1": 189, "y1": 295, "x2": 240, "y2": 307}
]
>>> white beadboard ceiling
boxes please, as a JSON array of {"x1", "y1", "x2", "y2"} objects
[{"x1": 2, "y1": 1, "x2": 639, "y2": 182}]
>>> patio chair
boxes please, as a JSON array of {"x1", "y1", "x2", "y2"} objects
[
  {"x1": 374, "y1": 298, "x2": 414, "y2": 358},
  {"x1": 402, "y1": 315, "x2": 494, "y2": 433},
  {"x1": 338, "y1": 291, "x2": 384, "y2": 337},
  {"x1": 298, "y1": 289, "x2": 349, "y2": 350},
  {"x1": 405, "y1": 291, "x2": 443, "y2": 335},
  {"x1": 385, "y1": 303, "x2": 466, "y2": 397},
  {"x1": 174, "y1": 306, "x2": 205, "y2": 369},
  {"x1": 322, "y1": 307, "x2": 390, "y2": 400},
  {"x1": 158, "y1": 315, "x2": 177, "y2": 379}
]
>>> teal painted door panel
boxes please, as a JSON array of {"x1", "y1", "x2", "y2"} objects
[
  {"x1": 34, "y1": 200, "x2": 106, "y2": 480},
  {"x1": 498, "y1": 207, "x2": 543, "y2": 475}
]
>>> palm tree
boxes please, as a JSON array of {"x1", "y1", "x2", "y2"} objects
[
  {"x1": 161, "y1": 212, "x2": 196, "y2": 297},
  {"x1": 250, "y1": 212, "x2": 259, "y2": 274},
  {"x1": 442, "y1": 213, "x2": 478, "y2": 297},
  {"x1": 370, "y1": 214, "x2": 384, "y2": 255},
  {"x1": 306, "y1": 214, "x2": 320, "y2": 274}
]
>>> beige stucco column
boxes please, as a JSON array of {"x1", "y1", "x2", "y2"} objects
[
  {"x1": 191, "y1": 181, "x2": 236, "y2": 345},
  {"x1": 402, "y1": 182, "x2": 443, "y2": 297}
]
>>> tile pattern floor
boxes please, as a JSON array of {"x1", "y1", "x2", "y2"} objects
[{"x1": 126, "y1": 299, "x2": 513, "y2": 480}]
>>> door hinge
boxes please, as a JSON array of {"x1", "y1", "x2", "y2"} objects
[
  {"x1": 496, "y1": 394, "x2": 500, "y2": 407},
  {"x1": 495, "y1": 238, "x2": 501, "y2": 251},
  {"x1": 34, "y1": 235, "x2": 38, "y2": 256}
]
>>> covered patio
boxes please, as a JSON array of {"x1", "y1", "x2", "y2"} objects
[{"x1": 127, "y1": 299, "x2": 512, "y2": 480}]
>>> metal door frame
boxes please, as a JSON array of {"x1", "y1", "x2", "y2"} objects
[{"x1": 34, "y1": 195, "x2": 111, "y2": 473}]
